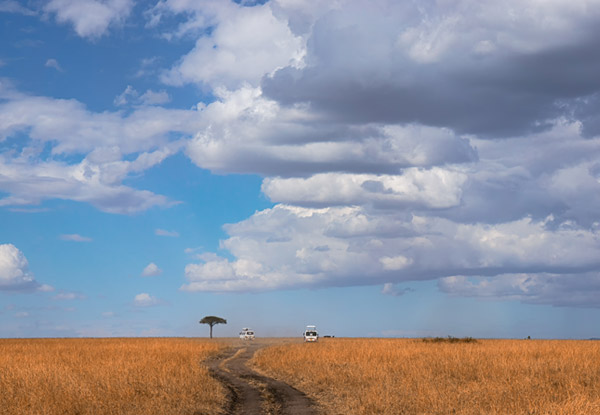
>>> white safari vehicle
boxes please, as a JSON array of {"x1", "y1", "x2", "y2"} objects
[
  {"x1": 239, "y1": 328, "x2": 255, "y2": 340},
  {"x1": 303, "y1": 325, "x2": 318, "y2": 342}
]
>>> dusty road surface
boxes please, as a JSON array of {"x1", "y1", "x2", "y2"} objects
[{"x1": 206, "y1": 340, "x2": 318, "y2": 415}]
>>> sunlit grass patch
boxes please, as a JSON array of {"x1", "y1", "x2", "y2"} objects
[
  {"x1": 252, "y1": 338, "x2": 600, "y2": 414},
  {"x1": 0, "y1": 337, "x2": 228, "y2": 415}
]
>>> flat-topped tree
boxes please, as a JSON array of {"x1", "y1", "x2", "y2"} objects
[{"x1": 199, "y1": 316, "x2": 227, "y2": 338}]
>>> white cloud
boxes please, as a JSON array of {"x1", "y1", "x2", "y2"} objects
[
  {"x1": 0, "y1": 1, "x2": 36, "y2": 15},
  {"x1": 184, "y1": 247, "x2": 203, "y2": 258},
  {"x1": 144, "y1": 0, "x2": 221, "y2": 34},
  {"x1": 263, "y1": 168, "x2": 467, "y2": 209},
  {"x1": 0, "y1": 153, "x2": 177, "y2": 214},
  {"x1": 171, "y1": 9, "x2": 600, "y2": 303},
  {"x1": 439, "y1": 273, "x2": 600, "y2": 308},
  {"x1": 114, "y1": 86, "x2": 170, "y2": 107},
  {"x1": 184, "y1": 86, "x2": 476, "y2": 177},
  {"x1": 52, "y1": 291, "x2": 85, "y2": 300},
  {"x1": 3, "y1": 0, "x2": 600, "y2": 310},
  {"x1": 261, "y1": 0, "x2": 600, "y2": 137},
  {"x1": 181, "y1": 204, "x2": 600, "y2": 301},
  {"x1": 141, "y1": 262, "x2": 162, "y2": 277},
  {"x1": 0, "y1": 90, "x2": 200, "y2": 155},
  {"x1": 0, "y1": 91, "x2": 200, "y2": 154},
  {"x1": 380, "y1": 256, "x2": 413, "y2": 271},
  {"x1": 381, "y1": 283, "x2": 413, "y2": 297},
  {"x1": 155, "y1": 229, "x2": 179, "y2": 237},
  {"x1": 133, "y1": 292, "x2": 161, "y2": 307},
  {"x1": 0, "y1": 244, "x2": 51, "y2": 292},
  {"x1": 140, "y1": 90, "x2": 170, "y2": 106},
  {"x1": 45, "y1": 0, "x2": 134, "y2": 39},
  {"x1": 180, "y1": 204, "x2": 410, "y2": 292},
  {"x1": 45, "y1": 59, "x2": 63, "y2": 72},
  {"x1": 134, "y1": 57, "x2": 160, "y2": 78},
  {"x1": 59, "y1": 234, "x2": 92, "y2": 242},
  {"x1": 38, "y1": 284, "x2": 54, "y2": 292},
  {"x1": 161, "y1": 2, "x2": 304, "y2": 88},
  {"x1": 113, "y1": 85, "x2": 136, "y2": 106},
  {"x1": 0, "y1": 89, "x2": 200, "y2": 213}
]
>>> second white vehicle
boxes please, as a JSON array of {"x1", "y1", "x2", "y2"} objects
[
  {"x1": 239, "y1": 328, "x2": 255, "y2": 340},
  {"x1": 303, "y1": 325, "x2": 318, "y2": 342}
]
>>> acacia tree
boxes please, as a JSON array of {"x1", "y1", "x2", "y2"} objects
[{"x1": 199, "y1": 316, "x2": 227, "y2": 339}]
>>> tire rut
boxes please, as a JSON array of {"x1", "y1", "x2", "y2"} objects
[{"x1": 206, "y1": 342, "x2": 318, "y2": 415}]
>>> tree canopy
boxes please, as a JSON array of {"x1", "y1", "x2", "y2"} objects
[{"x1": 199, "y1": 315, "x2": 227, "y2": 338}]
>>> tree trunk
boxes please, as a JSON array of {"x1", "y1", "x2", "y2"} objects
[{"x1": 209, "y1": 324, "x2": 213, "y2": 339}]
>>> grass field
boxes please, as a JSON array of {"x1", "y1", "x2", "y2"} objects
[
  {"x1": 0, "y1": 338, "x2": 227, "y2": 415},
  {"x1": 3, "y1": 337, "x2": 599, "y2": 415},
  {"x1": 252, "y1": 338, "x2": 600, "y2": 414}
]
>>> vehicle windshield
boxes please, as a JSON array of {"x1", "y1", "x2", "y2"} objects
[{"x1": 306, "y1": 331, "x2": 317, "y2": 336}]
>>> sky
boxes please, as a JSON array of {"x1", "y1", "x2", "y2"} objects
[{"x1": 1, "y1": 0, "x2": 600, "y2": 339}]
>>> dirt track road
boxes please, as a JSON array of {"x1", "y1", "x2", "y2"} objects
[{"x1": 206, "y1": 341, "x2": 318, "y2": 415}]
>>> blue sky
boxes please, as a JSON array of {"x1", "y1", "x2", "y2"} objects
[{"x1": 1, "y1": 0, "x2": 600, "y2": 339}]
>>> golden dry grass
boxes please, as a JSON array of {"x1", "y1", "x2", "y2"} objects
[
  {"x1": 0, "y1": 337, "x2": 227, "y2": 415},
  {"x1": 252, "y1": 338, "x2": 600, "y2": 415}
]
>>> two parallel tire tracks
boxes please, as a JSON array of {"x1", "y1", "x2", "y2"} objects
[{"x1": 206, "y1": 343, "x2": 318, "y2": 415}]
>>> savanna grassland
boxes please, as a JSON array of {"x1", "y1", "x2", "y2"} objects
[
  {"x1": 0, "y1": 338, "x2": 227, "y2": 415},
  {"x1": 252, "y1": 338, "x2": 600, "y2": 415}
]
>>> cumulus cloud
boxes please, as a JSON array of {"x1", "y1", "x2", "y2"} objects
[
  {"x1": 0, "y1": 90, "x2": 199, "y2": 154},
  {"x1": 0, "y1": 153, "x2": 176, "y2": 214},
  {"x1": 184, "y1": 86, "x2": 476, "y2": 177},
  {"x1": 4, "y1": 0, "x2": 600, "y2": 309},
  {"x1": 380, "y1": 256, "x2": 413, "y2": 271},
  {"x1": 160, "y1": 1, "x2": 304, "y2": 88},
  {"x1": 141, "y1": 262, "x2": 162, "y2": 277},
  {"x1": 439, "y1": 273, "x2": 600, "y2": 308},
  {"x1": 0, "y1": 88, "x2": 200, "y2": 213},
  {"x1": 45, "y1": 0, "x2": 133, "y2": 39},
  {"x1": 181, "y1": 204, "x2": 600, "y2": 303},
  {"x1": 262, "y1": 0, "x2": 600, "y2": 137},
  {"x1": 133, "y1": 292, "x2": 161, "y2": 307},
  {"x1": 167, "y1": 0, "x2": 600, "y2": 309},
  {"x1": 0, "y1": 244, "x2": 51, "y2": 292},
  {"x1": 262, "y1": 168, "x2": 468, "y2": 209}
]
